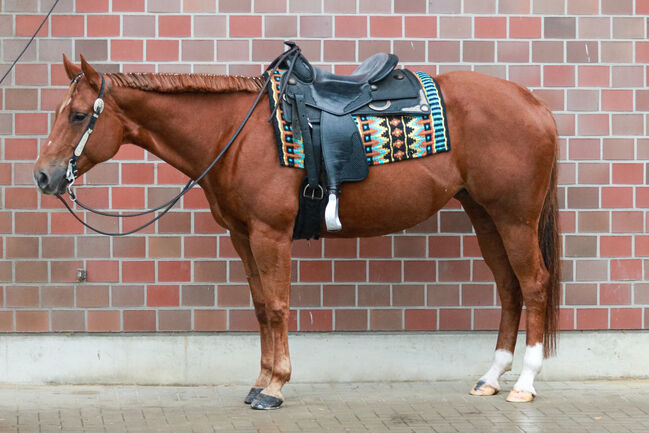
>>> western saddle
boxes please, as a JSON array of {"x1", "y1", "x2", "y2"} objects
[{"x1": 267, "y1": 42, "x2": 430, "y2": 238}]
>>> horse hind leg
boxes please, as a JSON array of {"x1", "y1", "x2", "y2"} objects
[
  {"x1": 458, "y1": 193, "x2": 522, "y2": 397},
  {"x1": 229, "y1": 232, "x2": 274, "y2": 405},
  {"x1": 495, "y1": 221, "x2": 551, "y2": 403}
]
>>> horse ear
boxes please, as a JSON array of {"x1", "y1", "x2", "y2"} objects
[
  {"x1": 79, "y1": 54, "x2": 101, "y2": 90},
  {"x1": 62, "y1": 53, "x2": 81, "y2": 80}
]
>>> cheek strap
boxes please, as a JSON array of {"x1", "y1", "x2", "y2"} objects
[{"x1": 65, "y1": 73, "x2": 106, "y2": 195}]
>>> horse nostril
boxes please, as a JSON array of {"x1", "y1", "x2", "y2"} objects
[{"x1": 37, "y1": 170, "x2": 50, "y2": 189}]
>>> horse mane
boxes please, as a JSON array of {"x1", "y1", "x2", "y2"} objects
[{"x1": 106, "y1": 72, "x2": 265, "y2": 93}]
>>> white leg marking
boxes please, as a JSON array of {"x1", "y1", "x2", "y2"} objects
[
  {"x1": 478, "y1": 349, "x2": 513, "y2": 390},
  {"x1": 47, "y1": 140, "x2": 52, "y2": 147},
  {"x1": 512, "y1": 343, "x2": 543, "y2": 395}
]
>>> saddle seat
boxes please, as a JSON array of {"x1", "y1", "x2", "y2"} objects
[
  {"x1": 286, "y1": 44, "x2": 400, "y2": 114},
  {"x1": 313, "y1": 52, "x2": 399, "y2": 85}
]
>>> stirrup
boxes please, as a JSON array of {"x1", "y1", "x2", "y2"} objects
[{"x1": 325, "y1": 192, "x2": 342, "y2": 231}]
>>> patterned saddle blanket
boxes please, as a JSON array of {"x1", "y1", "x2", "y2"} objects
[{"x1": 268, "y1": 70, "x2": 451, "y2": 169}]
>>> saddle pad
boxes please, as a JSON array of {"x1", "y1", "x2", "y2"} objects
[{"x1": 267, "y1": 70, "x2": 451, "y2": 168}]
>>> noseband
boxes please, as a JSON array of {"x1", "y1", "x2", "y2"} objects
[{"x1": 65, "y1": 72, "x2": 106, "y2": 198}]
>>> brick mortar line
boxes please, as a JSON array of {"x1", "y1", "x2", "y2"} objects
[
  {"x1": 6, "y1": 36, "x2": 649, "y2": 42},
  {"x1": 6, "y1": 12, "x2": 649, "y2": 18}
]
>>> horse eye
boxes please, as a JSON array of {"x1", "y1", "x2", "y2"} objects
[{"x1": 71, "y1": 112, "x2": 88, "y2": 123}]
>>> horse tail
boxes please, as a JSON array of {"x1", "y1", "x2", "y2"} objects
[{"x1": 539, "y1": 135, "x2": 561, "y2": 358}]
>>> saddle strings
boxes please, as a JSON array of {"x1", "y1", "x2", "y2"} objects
[
  {"x1": 267, "y1": 44, "x2": 302, "y2": 121},
  {"x1": 56, "y1": 44, "x2": 303, "y2": 237}
]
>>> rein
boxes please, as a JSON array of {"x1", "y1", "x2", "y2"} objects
[{"x1": 56, "y1": 44, "x2": 302, "y2": 236}]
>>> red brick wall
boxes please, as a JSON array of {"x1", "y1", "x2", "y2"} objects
[{"x1": 1, "y1": 0, "x2": 648, "y2": 333}]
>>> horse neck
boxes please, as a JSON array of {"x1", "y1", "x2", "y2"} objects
[{"x1": 112, "y1": 87, "x2": 255, "y2": 180}]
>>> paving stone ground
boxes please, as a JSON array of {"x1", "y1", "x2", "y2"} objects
[{"x1": 0, "y1": 380, "x2": 647, "y2": 433}]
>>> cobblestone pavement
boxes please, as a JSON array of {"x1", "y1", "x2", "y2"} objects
[{"x1": 0, "y1": 380, "x2": 648, "y2": 433}]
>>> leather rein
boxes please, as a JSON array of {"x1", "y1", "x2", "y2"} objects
[{"x1": 56, "y1": 45, "x2": 302, "y2": 237}]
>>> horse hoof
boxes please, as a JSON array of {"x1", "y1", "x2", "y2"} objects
[
  {"x1": 506, "y1": 389, "x2": 535, "y2": 403},
  {"x1": 250, "y1": 392, "x2": 284, "y2": 410},
  {"x1": 244, "y1": 387, "x2": 263, "y2": 405},
  {"x1": 469, "y1": 380, "x2": 498, "y2": 396}
]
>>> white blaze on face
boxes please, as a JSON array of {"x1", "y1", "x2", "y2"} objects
[
  {"x1": 58, "y1": 85, "x2": 76, "y2": 114},
  {"x1": 59, "y1": 96, "x2": 72, "y2": 114},
  {"x1": 479, "y1": 349, "x2": 513, "y2": 390},
  {"x1": 513, "y1": 343, "x2": 544, "y2": 395}
]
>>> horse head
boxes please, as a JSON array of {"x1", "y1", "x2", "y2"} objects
[{"x1": 33, "y1": 55, "x2": 124, "y2": 195}]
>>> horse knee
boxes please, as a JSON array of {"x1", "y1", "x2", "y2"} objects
[{"x1": 266, "y1": 301, "x2": 289, "y2": 325}]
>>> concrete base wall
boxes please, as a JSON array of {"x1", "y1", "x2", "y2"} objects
[{"x1": 0, "y1": 331, "x2": 647, "y2": 385}]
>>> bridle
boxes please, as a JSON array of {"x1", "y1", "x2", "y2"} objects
[
  {"x1": 65, "y1": 71, "x2": 105, "y2": 198},
  {"x1": 55, "y1": 44, "x2": 302, "y2": 237}
]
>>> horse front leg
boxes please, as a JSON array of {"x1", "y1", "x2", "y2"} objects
[
  {"x1": 229, "y1": 232, "x2": 274, "y2": 405},
  {"x1": 247, "y1": 225, "x2": 293, "y2": 410}
]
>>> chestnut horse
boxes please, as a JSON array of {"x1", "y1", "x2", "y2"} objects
[{"x1": 34, "y1": 55, "x2": 560, "y2": 409}]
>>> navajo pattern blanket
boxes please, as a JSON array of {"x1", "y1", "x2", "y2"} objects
[{"x1": 268, "y1": 70, "x2": 451, "y2": 169}]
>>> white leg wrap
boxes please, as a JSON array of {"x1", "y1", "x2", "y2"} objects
[
  {"x1": 478, "y1": 349, "x2": 513, "y2": 390},
  {"x1": 325, "y1": 192, "x2": 342, "y2": 231},
  {"x1": 512, "y1": 343, "x2": 543, "y2": 395}
]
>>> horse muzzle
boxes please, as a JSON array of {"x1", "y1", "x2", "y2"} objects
[{"x1": 34, "y1": 165, "x2": 68, "y2": 195}]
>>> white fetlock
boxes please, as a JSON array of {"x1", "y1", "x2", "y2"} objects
[
  {"x1": 507, "y1": 343, "x2": 543, "y2": 403},
  {"x1": 470, "y1": 349, "x2": 513, "y2": 396},
  {"x1": 325, "y1": 192, "x2": 342, "y2": 231}
]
